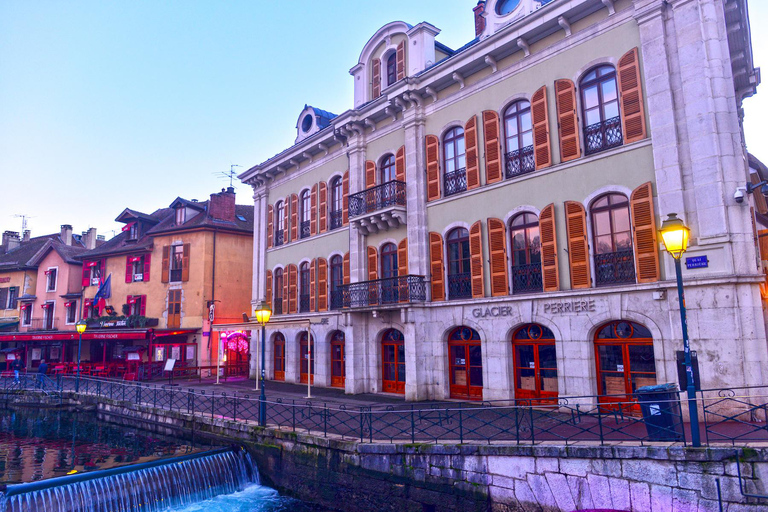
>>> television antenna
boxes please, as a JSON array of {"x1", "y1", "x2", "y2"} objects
[
  {"x1": 214, "y1": 164, "x2": 242, "y2": 188},
  {"x1": 12, "y1": 214, "x2": 33, "y2": 233}
]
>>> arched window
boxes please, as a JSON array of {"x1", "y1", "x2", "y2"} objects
[
  {"x1": 300, "y1": 332, "x2": 315, "y2": 384},
  {"x1": 509, "y1": 213, "x2": 542, "y2": 294},
  {"x1": 443, "y1": 127, "x2": 467, "y2": 197},
  {"x1": 447, "y1": 228, "x2": 471, "y2": 300},
  {"x1": 379, "y1": 154, "x2": 396, "y2": 184},
  {"x1": 497, "y1": 0, "x2": 522, "y2": 15},
  {"x1": 512, "y1": 324, "x2": 557, "y2": 402},
  {"x1": 380, "y1": 243, "x2": 398, "y2": 304},
  {"x1": 275, "y1": 200, "x2": 285, "y2": 246},
  {"x1": 448, "y1": 326, "x2": 483, "y2": 400},
  {"x1": 591, "y1": 193, "x2": 635, "y2": 286},
  {"x1": 330, "y1": 330, "x2": 345, "y2": 388},
  {"x1": 381, "y1": 329, "x2": 405, "y2": 394},
  {"x1": 273, "y1": 332, "x2": 285, "y2": 381},
  {"x1": 299, "y1": 262, "x2": 310, "y2": 312},
  {"x1": 329, "y1": 177, "x2": 343, "y2": 230},
  {"x1": 330, "y1": 255, "x2": 344, "y2": 310},
  {"x1": 274, "y1": 268, "x2": 284, "y2": 315},
  {"x1": 581, "y1": 65, "x2": 622, "y2": 155},
  {"x1": 299, "y1": 190, "x2": 311, "y2": 239},
  {"x1": 386, "y1": 52, "x2": 397, "y2": 87},
  {"x1": 503, "y1": 101, "x2": 535, "y2": 178}
]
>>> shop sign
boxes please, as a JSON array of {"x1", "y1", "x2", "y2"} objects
[
  {"x1": 0, "y1": 277, "x2": 10, "y2": 283},
  {"x1": 542, "y1": 299, "x2": 597, "y2": 315},
  {"x1": 99, "y1": 320, "x2": 128, "y2": 328},
  {"x1": 471, "y1": 306, "x2": 514, "y2": 318},
  {"x1": 685, "y1": 255, "x2": 708, "y2": 269}
]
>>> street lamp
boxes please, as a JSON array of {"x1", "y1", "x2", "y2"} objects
[
  {"x1": 659, "y1": 213, "x2": 700, "y2": 447},
  {"x1": 75, "y1": 320, "x2": 87, "y2": 393},
  {"x1": 254, "y1": 301, "x2": 271, "y2": 427}
]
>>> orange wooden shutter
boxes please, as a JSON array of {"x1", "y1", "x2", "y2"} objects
[
  {"x1": 630, "y1": 182, "x2": 660, "y2": 283},
  {"x1": 318, "y1": 182, "x2": 328, "y2": 233},
  {"x1": 483, "y1": 110, "x2": 502, "y2": 184},
  {"x1": 317, "y1": 258, "x2": 328, "y2": 311},
  {"x1": 469, "y1": 221, "x2": 485, "y2": 298},
  {"x1": 311, "y1": 184, "x2": 318, "y2": 236},
  {"x1": 290, "y1": 193, "x2": 298, "y2": 242},
  {"x1": 752, "y1": 173, "x2": 768, "y2": 214},
  {"x1": 288, "y1": 264, "x2": 297, "y2": 314},
  {"x1": 555, "y1": 79, "x2": 581, "y2": 162},
  {"x1": 342, "y1": 171, "x2": 350, "y2": 225},
  {"x1": 367, "y1": 246, "x2": 378, "y2": 281},
  {"x1": 310, "y1": 258, "x2": 316, "y2": 312},
  {"x1": 365, "y1": 160, "x2": 376, "y2": 189},
  {"x1": 343, "y1": 252, "x2": 350, "y2": 284},
  {"x1": 426, "y1": 135, "x2": 441, "y2": 201},
  {"x1": 398, "y1": 237, "x2": 409, "y2": 302},
  {"x1": 395, "y1": 146, "x2": 406, "y2": 182},
  {"x1": 539, "y1": 204, "x2": 560, "y2": 292},
  {"x1": 531, "y1": 86, "x2": 552, "y2": 170},
  {"x1": 396, "y1": 40, "x2": 405, "y2": 80},
  {"x1": 565, "y1": 201, "x2": 591, "y2": 289},
  {"x1": 465, "y1": 115, "x2": 480, "y2": 190},
  {"x1": 161, "y1": 246, "x2": 170, "y2": 283},
  {"x1": 265, "y1": 270, "x2": 273, "y2": 307},
  {"x1": 618, "y1": 47, "x2": 647, "y2": 144},
  {"x1": 487, "y1": 218, "x2": 509, "y2": 296},
  {"x1": 282, "y1": 267, "x2": 289, "y2": 314},
  {"x1": 429, "y1": 232, "x2": 445, "y2": 301},
  {"x1": 181, "y1": 243, "x2": 190, "y2": 282},
  {"x1": 372, "y1": 58, "x2": 381, "y2": 98},
  {"x1": 267, "y1": 204, "x2": 274, "y2": 249}
]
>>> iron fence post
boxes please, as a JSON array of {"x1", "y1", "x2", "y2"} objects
[
  {"x1": 529, "y1": 405, "x2": 535, "y2": 445},
  {"x1": 359, "y1": 407, "x2": 364, "y2": 442},
  {"x1": 597, "y1": 405, "x2": 604, "y2": 444},
  {"x1": 369, "y1": 408, "x2": 373, "y2": 443},
  {"x1": 211, "y1": 393, "x2": 216, "y2": 419},
  {"x1": 137, "y1": 383, "x2": 141, "y2": 405},
  {"x1": 515, "y1": 407, "x2": 520, "y2": 445},
  {"x1": 234, "y1": 395, "x2": 238, "y2": 422},
  {"x1": 324, "y1": 404, "x2": 328, "y2": 438},
  {"x1": 459, "y1": 403, "x2": 464, "y2": 444},
  {"x1": 411, "y1": 405, "x2": 415, "y2": 444},
  {"x1": 292, "y1": 400, "x2": 296, "y2": 432},
  {"x1": 169, "y1": 387, "x2": 174, "y2": 411},
  {"x1": 153, "y1": 387, "x2": 157, "y2": 409}
]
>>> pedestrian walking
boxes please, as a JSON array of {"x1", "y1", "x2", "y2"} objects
[
  {"x1": 37, "y1": 359, "x2": 48, "y2": 389},
  {"x1": 10, "y1": 357, "x2": 23, "y2": 384}
]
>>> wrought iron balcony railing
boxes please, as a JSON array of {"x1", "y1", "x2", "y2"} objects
[
  {"x1": 170, "y1": 268, "x2": 183, "y2": 282},
  {"x1": 594, "y1": 249, "x2": 636, "y2": 287},
  {"x1": 444, "y1": 168, "x2": 467, "y2": 197},
  {"x1": 511, "y1": 262, "x2": 543, "y2": 294},
  {"x1": 299, "y1": 294, "x2": 310, "y2": 313},
  {"x1": 348, "y1": 180, "x2": 406, "y2": 217},
  {"x1": 300, "y1": 221, "x2": 310, "y2": 239},
  {"x1": 274, "y1": 229, "x2": 285, "y2": 247},
  {"x1": 28, "y1": 318, "x2": 56, "y2": 331},
  {"x1": 584, "y1": 116, "x2": 623, "y2": 156},
  {"x1": 340, "y1": 275, "x2": 427, "y2": 308},
  {"x1": 330, "y1": 290, "x2": 343, "y2": 310},
  {"x1": 273, "y1": 300, "x2": 283, "y2": 315},
  {"x1": 329, "y1": 210, "x2": 343, "y2": 230},
  {"x1": 505, "y1": 146, "x2": 535, "y2": 179},
  {"x1": 447, "y1": 272, "x2": 472, "y2": 300}
]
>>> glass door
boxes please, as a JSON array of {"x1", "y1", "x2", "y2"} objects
[
  {"x1": 330, "y1": 331, "x2": 345, "y2": 388},
  {"x1": 381, "y1": 329, "x2": 405, "y2": 394}
]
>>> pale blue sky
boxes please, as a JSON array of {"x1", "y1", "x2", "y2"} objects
[{"x1": 1, "y1": 1, "x2": 766, "y2": 238}]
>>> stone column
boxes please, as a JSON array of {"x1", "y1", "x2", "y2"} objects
[
  {"x1": 347, "y1": 137, "x2": 367, "y2": 284},
  {"x1": 249, "y1": 187, "x2": 268, "y2": 380}
]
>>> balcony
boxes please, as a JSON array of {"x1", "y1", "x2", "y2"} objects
[
  {"x1": 274, "y1": 229, "x2": 285, "y2": 247},
  {"x1": 340, "y1": 275, "x2": 427, "y2": 309},
  {"x1": 330, "y1": 290, "x2": 343, "y2": 310},
  {"x1": 511, "y1": 263, "x2": 543, "y2": 294},
  {"x1": 300, "y1": 221, "x2": 310, "y2": 239},
  {"x1": 28, "y1": 318, "x2": 56, "y2": 331},
  {"x1": 348, "y1": 181, "x2": 406, "y2": 235},
  {"x1": 274, "y1": 300, "x2": 283, "y2": 315},
  {"x1": 444, "y1": 168, "x2": 467, "y2": 197},
  {"x1": 329, "y1": 210, "x2": 343, "y2": 230},
  {"x1": 447, "y1": 272, "x2": 472, "y2": 300},
  {"x1": 505, "y1": 146, "x2": 535, "y2": 179},
  {"x1": 594, "y1": 249, "x2": 636, "y2": 287},
  {"x1": 170, "y1": 268, "x2": 182, "y2": 282},
  {"x1": 299, "y1": 294, "x2": 310, "y2": 313},
  {"x1": 584, "y1": 116, "x2": 623, "y2": 156}
]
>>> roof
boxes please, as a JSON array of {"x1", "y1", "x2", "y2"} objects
[
  {"x1": 148, "y1": 203, "x2": 254, "y2": 235},
  {"x1": 80, "y1": 208, "x2": 173, "y2": 259},
  {"x1": 310, "y1": 106, "x2": 337, "y2": 130},
  {"x1": 169, "y1": 197, "x2": 206, "y2": 211},
  {"x1": 0, "y1": 233, "x2": 84, "y2": 271}
]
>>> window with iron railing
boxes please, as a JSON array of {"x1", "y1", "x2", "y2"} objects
[
  {"x1": 594, "y1": 250, "x2": 635, "y2": 286},
  {"x1": 274, "y1": 229, "x2": 285, "y2": 247},
  {"x1": 300, "y1": 221, "x2": 310, "y2": 239},
  {"x1": 329, "y1": 210, "x2": 343, "y2": 230},
  {"x1": 581, "y1": 65, "x2": 622, "y2": 156},
  {"x1": 340, "y1": 275, "x2": 427, "y2": 308},
  {"x1": 348, "y1": 180, "x2": 406, "y2": 217},
  {"x1": 443, "y1": 168, "x2": 467, "y2": 197},
  {"x1": 584, "y1": 117, "x2": 623, "y2": 155},
  {"x1": 512, "y1": 263, "x2": 543, "y2": 294},
  {"x1": 330, "y1": 290, "x2": 343, "y2": 310},
  {"x1": 505, "y1": 146, "x2": 535, "y2": 179},
  {"x1": 447, "y1": 272, "x2": 472, "y2": 300},
  {"x1": 273, "y1": 299, "x2": 283, "y2": 315},
  {"x1": 299, "y1": 294, "x2": 310, "y2": 313}
]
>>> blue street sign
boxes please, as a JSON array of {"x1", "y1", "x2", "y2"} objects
[{"x1": 685, "y1": 255, "x2": 708, "y2": 269}]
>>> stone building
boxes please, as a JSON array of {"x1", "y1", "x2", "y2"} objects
[{"x1": 239, "y1": 0, "x2": 762, "y2": 404}]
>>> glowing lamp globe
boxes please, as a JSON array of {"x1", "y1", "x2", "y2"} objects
[
  {"x1": 75, "y1": 320, "x2": 87, "y2": 334},
  {"x1": 254, "y1": 302, "x2": 272, "y2": 326},
  {"x1": 659, "y1": 213, "x2": 690, "y2": 259}
]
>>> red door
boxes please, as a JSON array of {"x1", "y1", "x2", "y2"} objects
[
  {"x1": 512, "y1": 324, "x2": 558, "y2": 404},
  {"x1": 448, "y1": 326, "x2": 483, "y2": 400},
  {"x1": 273, "y1": 333, "x2": 285, "y2": 381},
  {"x1": 381, "y1": 329, "x2": 405, "y2": 394},
  {"x1": 330, "y1": 331, "x2": 345, "y2": 388},
  {"x1": 300, "y1": 332, "x2": 314, "y2": 384}
]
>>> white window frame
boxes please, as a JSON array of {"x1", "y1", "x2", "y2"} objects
[
  {"x1": 46, "y1": 267, "x2": 58, "y2": 293},
  {"x1": 43, "y1": 301, "x2": 56, "y2": 329},
  {"x1": 132, "y1": 256, "x2": 145, "y2": 282},
  {"x1": 65, "y1": 301, "x2": 78, "y2": 325}
]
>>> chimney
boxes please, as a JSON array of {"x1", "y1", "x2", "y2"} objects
[
  {"x1": 22, "y1": 230, "x2": 30, "y2": 242},
  {"x1": 83, "y1": 227, "x2": 98, "y2": 250},
  {"x1": 2, "y1": 231, "x2": 20, "y2": 253},
  {"x1": 60, "y1": 224, "x2": 73, "y2": 246},
  {"x1": 208, "y1": 187, "x2": 236, "y2": 222},
  {"x1": 473, "y1": 1, "x2": 486, "y2": 38}
]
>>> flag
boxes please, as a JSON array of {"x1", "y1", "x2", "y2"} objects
[{"x1": 94, "y1": 274, "x2": 112, "y2": 312}]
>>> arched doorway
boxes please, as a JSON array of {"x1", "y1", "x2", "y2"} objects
[
  {"x1": 381, "y1": 329, "x2": 405, "y2": 394},
  {"x1": 273, "y1": 332, "x2": 285, "y2": 381},
  {"x1": 448, "y1": 326, "x2": 483, "y2": 400},
  {"x1": 330, "y1": 331, "x2": 345, "y2": 388},
  {"x1": 221, "y1": 332, "x2": 249, "y2": 377},
  {"x1": 512, "y1": 324, "x2": 557, "y2": 402},
  {"x1": 594, "y1": 320, "x2": 656, "y2": 409},
  {"x1": 300, "y1": 332, "x2": 315, "y2": 384}
]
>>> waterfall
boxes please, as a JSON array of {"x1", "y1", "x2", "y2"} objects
[{"x1": 0, "y1": 447, "x2": 260, "y2": 512}]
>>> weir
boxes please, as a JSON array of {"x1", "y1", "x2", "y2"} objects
[{"x1": 0, "y1": 447, "x2": 259, "y2": 512}]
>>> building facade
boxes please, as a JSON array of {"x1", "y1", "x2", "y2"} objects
[{"x1": 240, "y1": 0, "x2": 763, "y2": 403}]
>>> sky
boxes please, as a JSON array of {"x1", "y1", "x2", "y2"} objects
[{"x1": 1, "y1": 1, "x2": 767, "y2": 240}]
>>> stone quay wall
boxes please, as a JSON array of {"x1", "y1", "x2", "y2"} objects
[{"x1": 84, "y1": 394, "x2": 768, "y2": 512}]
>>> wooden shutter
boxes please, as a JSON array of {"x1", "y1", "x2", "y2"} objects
[
  {"x1": 469, "y1": 221, "x2": 485, "y2": 298},
  {"x1": 565, "y1": 201, "x2": 591, "y2": 289},
  {"x1": 396, "y1": 40, "x2": 405, "y2": 80},
  {"x1": 181, "y1": 243, "x2": 190, "y2": 282},
  {"x1": 426, "y1": 135, "x2": 441, "y2": 201},
  {"x1": 342, "y1": 171, "x2": 350, "y2": 225},
  {"x1": 125, "y1": 257, "x2": 132, "y2": 284},
  {"x1": 631, "y1": 182, "x2": 660, "y2": 283},
  {"x1": 139, "y1": 295, "x2": 147, "y2": 317},
  {"x1": 395, "y1": 146, "x2": 406, "y2": 182},
  {"x1": 311, "y1": 184, "x2": 318, "y2": 236},
  {"x1": 310, "y1": 258, "x2": 317, "y2": 312},
  {"x1": 143, "y1": 253, "x2": 151, "y2": 282},
  {"x1": 317, "y1": 258, "x2": 328, "y2": 311},
  {"x1": 487, "y1": 218, "x2": 509, "y2": 296},
  {"x1": 429, "y1": 232, "x2": 445, "y2": 301},
  {"x1": 751, "y1": 173, "x2": 768, "y2": 215},
  {"x1": 288, "y1": 264, "x2": 297, "y2": 314},
  {"x1": 82, "y1": 264, "x2": 90, "y2": 287},
  {"x1": 555, "y1": 79, "x2": 581, "y2": 162},
  {"x1": 266, "y1": 270, "x2": 273, "y2": 308},
  {"x1": 465, "y1": 115, "x2": 480, "y2": 189},
  {"x1": 290, "y1": 194, "x2": 298, "y2": 242},
  {"x1": 367, "y1": 246, "x2": 378, "y2": 281},
  {"x1": 398, "y1": 238, "x2": 408, "y2": 302},
  {"x1": 365, "y1": 160, "x2": 376, "y2": 189},
  {"x1": 318, "y1": 182, "x2": 328, "y2": 233},
  {"x1": 539, "y1": 204, "x2": 560, "y2": 292},
  {"x1": 161, "y1": 246, "x2": 170, "y2": 283},
  {"x1": 372, "y1": 58, "x2": 381, "y2": 98},
  {"x1": 483, "y1": 110, "x2": 502, "y2": 184},
  {"x1": 531, "y1": 86, "x2": 552, "y2": 170},
  {"x1": 282, "y1": 267, "x2": 289, "y2": 314},
  {"x1": 343, "y1": 252, "x2": 350, "y2": 284},
  {"x1": 618, "y1": 47, "x2": 647, "y2": 143},
  {"x1": 267, "y1": 204, "x2": 274, "y2": 249}
]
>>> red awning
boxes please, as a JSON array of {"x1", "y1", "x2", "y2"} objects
[
  {"x1": 153, "y1": 329, "x2": 198, "y2": 337},
  {"x1": 0, "y1": 330, "x2": 151, "y2": 342}
]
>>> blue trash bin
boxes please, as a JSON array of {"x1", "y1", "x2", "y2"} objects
[{"x1": 634, "y1": 383, "x2": 684, "y2": 442}]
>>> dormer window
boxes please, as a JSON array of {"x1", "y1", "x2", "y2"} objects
[
  {"x1": 497, "y1": 0, "x2": 522, "y2": 15},
  {"x1": 175, "y1": 207, "x2": 186, "y2": 225},
  {"x1": 128, "y1": 222, "x2": 139, "y2": 240}
]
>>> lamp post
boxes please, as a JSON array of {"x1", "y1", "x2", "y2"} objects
[
  {"x1": 254, "y1": 301, "x2": 271, "y2": 427},
  {"x1": 659, "y1": 213, "x2": 700, "y2": 447},
  {"x1": 75, "y1": 320, "x2": 87, "y2": 393}
]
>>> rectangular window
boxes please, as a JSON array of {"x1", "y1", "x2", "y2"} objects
[
  {"x1": 0, "y1": 288, "x2": 7, "y2": 310},
  {"x1": 129, "y1": 223, "x2": 139, "y2": 240},
  {"x1": 66, "y1": 302, "x2": 77, "y2": 324},
  {"x1": 128, "y1": 295, "x2": 145, "y2": 316},
  {"x1": 46, "y1": 268, "x2": 57, "y2": 292},
  {"x1": 167, "y1": 289, "x2": 182, "y2": 328},
  {"x1": 43, "y1": 302, "x2": 55, "y2": 330},
  {"x1": 21, "y1": 304, "x2": 32, "y2": 325},
  {"x1": 90, "y1": 262, "x2": 102, "y2": 285},
  {"x1": 170, "y1": 246, "x2": 184, "y2": 282},
  {"x1": 7, "y1": 287, "x2": 17, "y2": 309},
  {"x1": 175, "y1": 207, "x2": 185, "y2": 225}
]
